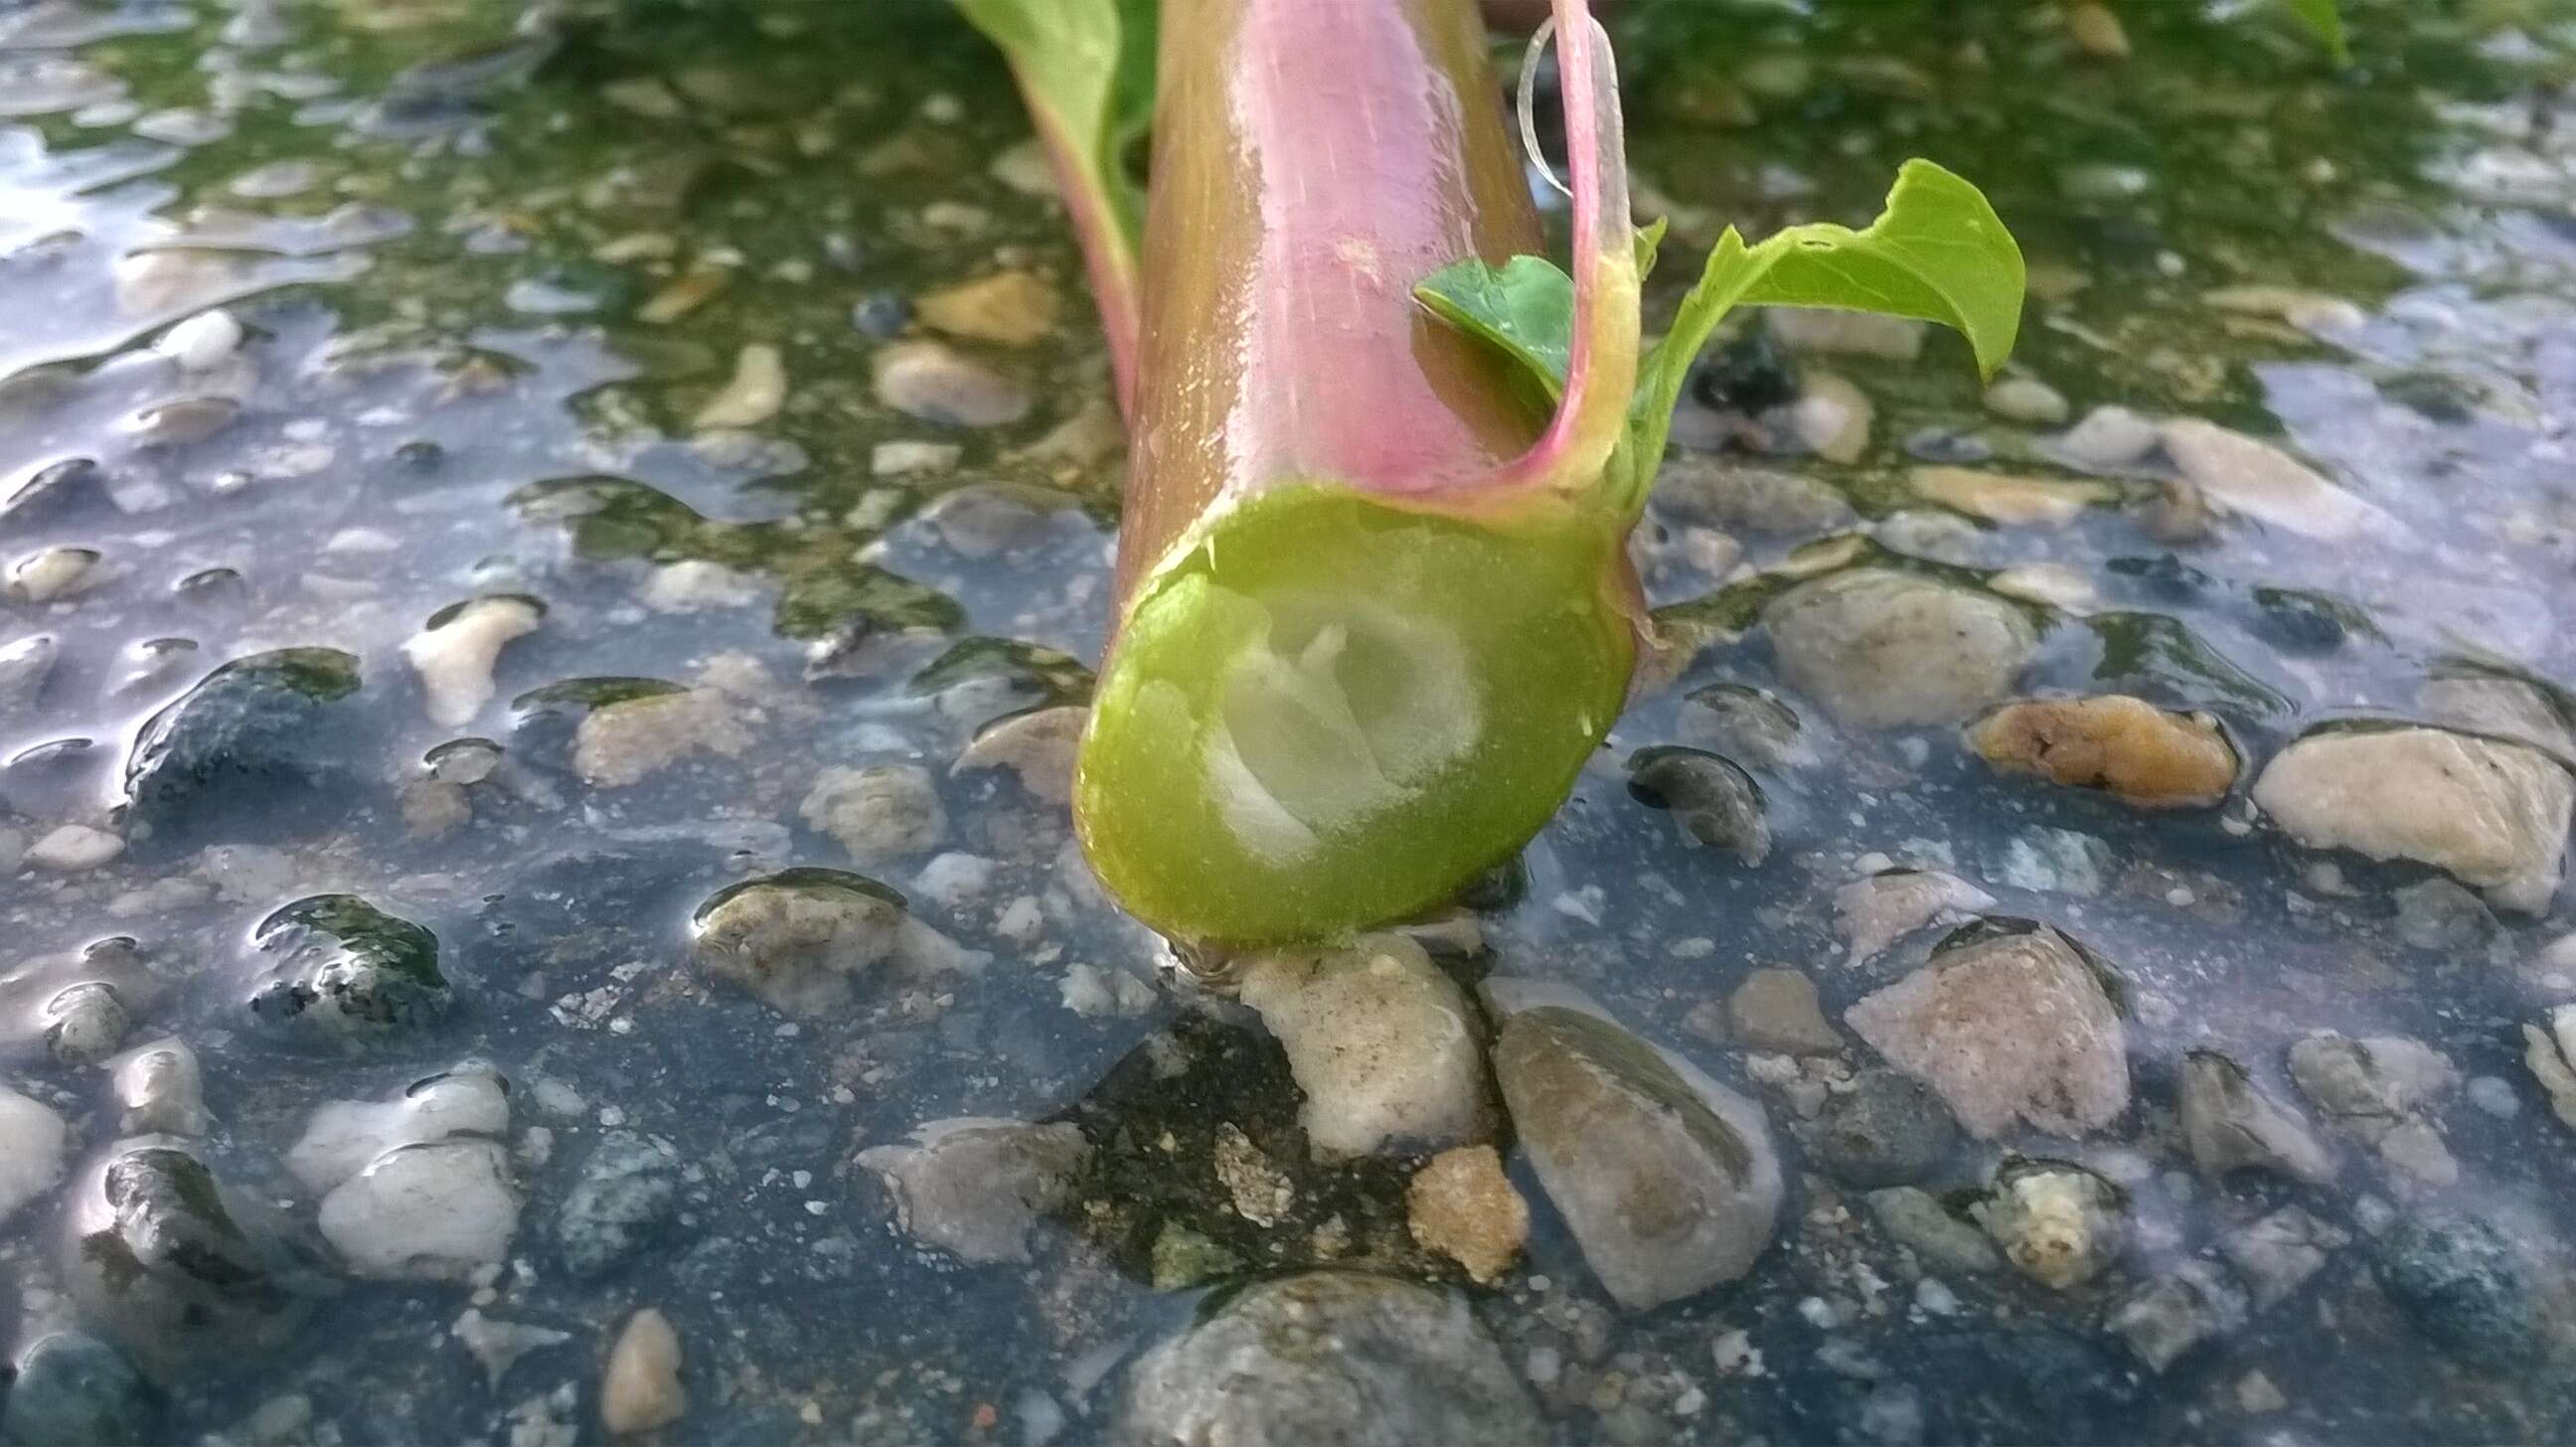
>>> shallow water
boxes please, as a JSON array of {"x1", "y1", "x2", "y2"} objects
[{"x1": 1, "y1": 0, "x2": 2574, "y2": 1442}]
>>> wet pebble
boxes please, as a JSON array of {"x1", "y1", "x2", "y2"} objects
[
  {"x1": 693, "y1": 344, "x2": 787, "y2": 431},
  {"x1": 122, "y1": 647, "x2": 364, "y2": 839},
  {"x1": 112, "y1": 1038, "x2": 210, "y2": 1136},
  {"x1": 1863, "y1": 1186, "x2": 2000, "y2": 1274},
  {"x1": 872, "y1": 340, "x2": 1030, "y2": 427},
  {"x1": 1845, "y1": 924, "x2": 2129, "y2": 1138},
  {"x1": 2157, "y1": 417, "x2": 2384, "y2": 541},
  {"x1": 1769, "y1": 309, "x2": 1923, "y2": 363},
  {"x1": 2253, "y1": 726, "x2": 2571, "y2": 913},
  {"x1": 1627, "y1": 746, "x2": 1769, "y2": 864},
  {"x1": 2, "y1": 1332, "x2": 160, "y2": 1447},
  {"x1": 600, "y1": 1309, "x2": 688, "y2": 1436},
  {"x1": 42, "y1": 981, "x2": 129, "y2": 1065},
  {"x1": 0, "y1": 1084, "x2": 69, "y2": 1226},
  {"x1": 0, "y1": 634, "x2": 58, "y2": 716},
  {"x1": 2521, "y1": 1006, "x2": 2576, "y2": 1131},
  {"x1": 1968, "y1": 696, "x2": 2236, "y2": 808},
  {"x1": 1791, "y1": 372, "x2": 1872, "y2": 462},
  {"x1": 1727, "y1": 968, "x2": 1839, "y2": 1055},
  {"x1": 1406, "y1": 1145, "x2": 1527, "y2": 1283},
  {"x1": 1984, "y1": 377, "x2": 2069, "y2": 424},
  {"x1": 451, "y1": 1310, "x2": 570, "y2": 1390},
  {"x1": 689, "y1": 869, "x2": 968, "y2": 1017},
  {"x1": 67, "y1": 1141, "x2": 328, "y2": 1367},
  {"x1": 1654, "y1": 456, "x2": 1855, "y2": 535},
  {"x1": 2178, "y1": 1049, "x2": 2333, "y2": 1184},
  {"x1": 1118, "y1": 1272, "x2": 1542, "y2": 1447},
  {"x1": 122, "y1": 397, "x2": 241, "y2": 449},
  {"x1": 915, "y1": 270, "x2": 1060, "y2": 348},
  {"x1": 801, "y1": 763, "x2": 947, "y2": 866},
  {"x1": 1977, "y1": 1159, "x2": 2124, "y2": 1290},
  {"x1": 953, "y1": 704, "x2": 1083, "y2": 804},
  {"x1": 287, "y1": 1063, "x2": 507, "y2": 1191},
  {"x1": 858, "y1": 1117, "x2": 1088, "y2": 1263},
  {"x1": 1812, "y1": 1068, "x2": 1959, "y2": 1187},
  {"x1": 1835, "y1": 868, "x2": 1997, "y2": 965},
  {"x1": 572, "y1": 687, "x2": 750, "y2": 788},
  {"x1": 2288, "y1": 1032, "x2": 2459, "y2": 1187},
  {"x1": 2056, "y1": 404, "x2": 2161, "y2": 469},
  {"x1": 1238, "y1": 936, "x2": 1492, "y2": 1157},
  {"x1": 403, "y1": 595, "x2": 542, "y2": 727},
  {"x1": 6, "y1": 547, "x2": 103, "y2": 603},
  {"x1": 1484, "y1": 980, "x2": 1782, "y2": 1310},
  {"x1": 320, "y1": 1135, "x2": 518, "y2": 1281},
  {"x1": 156, "y1": 308, "x2": 243, "y2": 372},
  {"x1": 248, "y1": 894, "x2": 451, "y2": 1043},
  {"x1": 1764, "y1": 568, "x2": 2037, "y2": 728},
  {"x1": 25, "y1": 824, "x2": 124, "y2": 873},
  {"x1": 557, "y1": 1130, "x2": 683, "y2": 1279},
  {"x1": 2110, "y1": 1260, "x2": 2246, "y2": 1373},
  {"x1": 2369, "y1": 1211, "x2": 2537, "y2": 1364}
]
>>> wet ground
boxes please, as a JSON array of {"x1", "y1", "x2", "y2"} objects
[{"x1": 2, "y1": 0, "x2": 2574, "y2": 1443}]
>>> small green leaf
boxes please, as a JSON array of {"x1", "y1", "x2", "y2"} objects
[
  {"x1": 2281, "y1": 0, "x2": 2349, "y2": 65},
  {"x1": 1416, "y1": 254, "x2": 1576, "y2": 404}
]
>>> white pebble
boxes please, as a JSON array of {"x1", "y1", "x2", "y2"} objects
[
  {"x1": 27, "y1": 824, "x2": 123, "y2": 872},
  {"x1": 157, "y1": 308, "x2": 244, "y2": 371}
]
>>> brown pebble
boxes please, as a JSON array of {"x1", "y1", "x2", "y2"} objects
[
  {"x1": 601, "y1": 1308, "x2": 687, "y2": 1435},
  {"x1": 1406, "y1": 1145, "x2": 1529, "y2": 1283},
  {"x1": 1968, "y1": 695, "x2": 2237, "y2": 808}
]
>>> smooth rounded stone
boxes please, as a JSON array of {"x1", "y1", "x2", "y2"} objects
[
  {"x1": 42, "y1": 981, "x2": 129, "y2": 1065},
  {"x1": 1969, "y1": 696, "x2": 2236, "y2": 808},
  {"x1": 557, "y1": 1130, "x2": 683, "y2": 1279},
  {"x1": 1976, "y1": 1160, "x2": 2124, "y2": 1290},
  {"x1": 1909, "y1": 467, "x2": 2113, "y2": 526},
  {"x1": 2286, "y1": 1032, "x2": 2459, "y2": 1186},
  {"x1": 953, "y1": 705, "x2": 1082, "y2": 804},
  {"x1": 915, "y1": 270, "x2": 1060, "y2": 348},
  {"x1": 1791, "y1": 372, "x2": 1873, "y2": 463},
  {"x1": 1116, "y1": 1272, "x2": 1542, "y2": 1447},
  {"x1": 122, "y1": 647, "x2": 363, "y2": 837},
  {"x1": 2110, "y1": 1259, "x2": 2247, "y2": 1373},
  {"x1": 1812, "y1": 1069, "x2": 1959, "y2": 1187},
  {"x1": 1238, "y1": 937, "x2": 1492, "y2": 1158},
  {"x1": 319, "y1": 1137, "x2": 518, "y2": 1280},
  {"x1": 916, "y1": 481, "x2": 1082, "y2": 559},
  {"x1": 6, "y1": 547, "x2": 102, "y2": 603},
  {"x1": 689, "y1": 869, "x2": 906, "y2": 1017},
  {"x1": 2155, "y1": 417, "x2": 2386, "y2": 541},
  {"x1": 1727, "y1": 968, "x2": 1840, "y2": 1055},
  {"x1": 858, "y1": 1117, "x2": 1088, "y2": 1264},
  {"x1": 111, "y1": 1039, "x2": 210, "y2": 1136},
  {"x1": 800, "y1": 764, "x2": 947, "y2": 866},
  {"x1": 1482, "y1": 980, "x2": 1783, "y2": 1311},
  {"x1": 2368, "y1": 1211, "x2": 2537, "y2": 1363},
  {"x1": 247, "y1": 894, "x2": 451, "y2": 1042},
  {"x1": 1763, "y1": 569, "x2": 2037, "y2": 729},
  {"x1": 870, "y1": 439, "x2": 962, "y2": 477},
  {"x1": 1769, "y1": 308, "x2": 1924, "y2": 363},
  {"x1": 1984, "y1": 377, "x2": 2070, "y2": 424},
  {"x1": 1872, "y1": 508, "x2": 1987, "y2": 565},
  {"x1": 2522, "y1": 1005, "x2": 2576, "y2": 1132},
  {"x1": 2178, "y1": 1050, "x2": 2333, "y2": 1184},
  {"x1": 2055, "y1": 404, "x2": 2161, "y2": 469},
  {"x1": 1845, "y1": 924, "x2": 2129, "y2": 1139},
  {"x1": 1405, "y1": 1145, "x2": 1527, "y2": 1284},
  {"x1": 2, "y1": 1332, "x2": 160, "y2": 1447},
  {"x1": 872, "y1": 340, "x2": 1031, "y2": 427},
  {"x1": 571, "y1": 687, "x2": 751, "y2": 787},
  {"x1": 67, "y1": 1142, "x2": 331, "y2": 1369},
  {"x1": 1627, "y1": 746, "x2": 1771, "y2": 865},
  {"x1": 0, "y1": 1084, "x2": 69, "y2": 1226},
  {"x1": 1653, "y1": 456, "x2": 1855, "y2": 535},
  {"x1": 641, "y1": 560, "x2": 763, "y2": 613},
  {"x1": 600, "y1": 1309, "x2": 689, "y2": 1436},
  {"x1": 1834, "y1": 869, "x2": 1997, "y2": 965},
  {"x1": 2418, "y1": 673, "x2": 2576, "y2": 768},
  {"x1": 25, "y1": 824, "x2": 124, "y2": 873},
  {"x1": 0, "y1": 634, "x2": 58, "y2": 717},
  {"x1": 1862, "y1": 1187, "x2": 2000, "y2": 1274},
  {"x1": 403, "y1": 595, "x2": 542, "y2": 728},
  {"x1": 2253, "y1": 726, "x2": 2573, "y2": 913},
  {"x1": 287, "y1": 1063, "x2": 508, "y2": 1192},
  {"x1": 1677, "y1": 684, "x2": 1809, "y2": 770}
]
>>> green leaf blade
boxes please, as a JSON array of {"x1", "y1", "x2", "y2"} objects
[
  {"x1": 1415, "y1": 254, "x2": 1577, "y2": 404},
  {"x1": 2282, "y1": 0, "x2": 2349, "y2": 65}
]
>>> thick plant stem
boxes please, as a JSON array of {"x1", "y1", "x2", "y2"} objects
[{"x1": 1076, "y1": 0, "x2": 1637, "y2": 946}]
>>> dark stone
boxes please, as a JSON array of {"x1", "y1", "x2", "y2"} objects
[
  {"x1": 1, "y1": 1333, "x2": 159, "y2": 1447},
  {"x1": 1902, "y1": 427, "x2": 1994, "y2": 465},
  {"x1": 1627, "y1": 745, "x2": 1771, "y2": 865},
  {"x1": 557, "y1": 1131, "x2": 684, "y2": 1279},
  {"x1": 851, "y1": 291, "x2": 910, "y2": 338},
  {"x1": 1812, "y1": 1069, "x2": 1960, "y2": 1188},
  {"x1": 1, "y1": 458, "x2": 110, "y2": 532},
  {"x1": 2369, "y1": 1210, "x2": 2537, "y2": 1365},
  {"x1": 1690, "y1": 330, "x2": 1801, "y2": 418},
  {"x1": 65, "y1": 1143, "x2": 335, "y2": 1370},
  {"x1": 121, "y1": 647, "x2": 366, "y2": 843},
  {"x1": 247, "y1": 894, "x2": 451, "y2": 1042}
]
